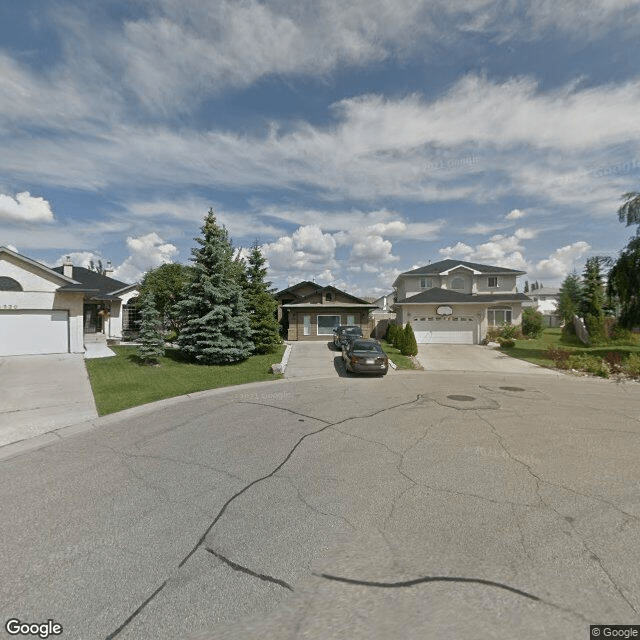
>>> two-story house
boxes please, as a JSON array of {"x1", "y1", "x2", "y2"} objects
[{"x1": 393, "y1": 259, "x2": 530, "y2": 344}]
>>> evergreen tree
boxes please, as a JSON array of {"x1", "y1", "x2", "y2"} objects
[
  {"x1": 176, "y1": 209, "x2": 254, "y2": 364},
  {"x1": 557, "y1": 272, "x2": 583, "y2": 327},
  {"x1": 137, "y1": 291, "x2": 165, "y2": 365},
  {"x1": 608, "y1": 236, "x2": 640, "y2": 329},
  {"x1": 581, "y1": 257, "x2": 606, "y2": 341},
  {"x1": 523, "y1": 280, "x2": 529, "y2": 293},
  {"x1": 401, "y1": 322, "x2": 418, "y2": 356},
  {"x1": 243, "y1": 241, "x2": 281, "y2": 354}
]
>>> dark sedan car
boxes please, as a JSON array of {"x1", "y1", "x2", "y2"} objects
[
  {"x1": 342, "y1": 338, "x2": 389, "y2": 375},
  {"x1": 332, "y1": 325, "x2": 363, "y2": 348}
]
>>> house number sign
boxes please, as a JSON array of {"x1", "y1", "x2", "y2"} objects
[
  {"x1": 436, "y1": 306, "x2": 453, "y2": 316},
  {"x1": 1, "y1": 304, "x2": 18, "y2": 309}
]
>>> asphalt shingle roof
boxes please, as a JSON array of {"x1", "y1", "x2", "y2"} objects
[
  {"x1": 400, "y1": 259, "x2": 525, "y2": 276},
  {"x1": 52, "y1": 265, "x2": 131, "y2": 297}
]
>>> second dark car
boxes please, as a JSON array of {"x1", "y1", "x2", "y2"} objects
[
  {"x1": 333, "y1": 325, "x2": 363, "y2": 348},
  {"x1": 342, "y1": 338, "x2": 389, "y2": 375}
]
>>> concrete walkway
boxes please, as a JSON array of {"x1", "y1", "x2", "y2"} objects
[
  {"x1": 0, "y1": 353, "x2": 98, "y2": 447},
  {"x1": 417, "y1": 343, "x2": 556, "y2": 374}
]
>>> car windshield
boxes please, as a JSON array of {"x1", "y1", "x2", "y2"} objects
[{"x1": 351, "y1": 341, "x2": 382, "y2": 352}]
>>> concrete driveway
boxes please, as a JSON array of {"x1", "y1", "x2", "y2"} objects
[
  {"x1": 285, "y1": 340, "x2": 396, "y2": 379},
  {"x1": 1, "y1": 371, "x2": 638, "y2": 639},
  {"x1": 417, "y1": 344, "x2": 556, "y2": 374},
  {"x1": 0, "y1": 354, "x2": 98, "y2": 447}
]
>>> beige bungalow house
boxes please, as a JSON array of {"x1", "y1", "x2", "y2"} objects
[
  {"x1": 0, "y1": 246, "x2": 138, "y2": 356},
  {"x1": 275, "y1": 281, "x2": 378, "y2": 341}
]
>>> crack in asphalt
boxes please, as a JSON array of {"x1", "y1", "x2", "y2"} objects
[
  {"x1": 205, "y1": 548, "x2": 294, "y2": 591},
  {"x1": 477, "y1": 411, "x2": 639, "y2": 617},
  {"x1": 275, "y1": 473, "x2": 357, "y2": 531},
  {"x1": 103, "y1": 395, "x2": 424, "y2": 639},
  {"x1": 315, "y1": 571, "x2": 541, "y2": 599}
]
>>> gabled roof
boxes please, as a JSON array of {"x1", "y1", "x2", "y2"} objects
[
  {"x1": 52, "y1": 265, "x2": 132, "y2": 298},
  {"x1": 395, "y1": 259, "x2": 526, "y2": 284},
  {"x1": 275, "y1": 281, "x2": 372, "y2": 306},
  {"x1": 274, "y1": 281, "x2": 320, "y2": 298},
  {"x1": 0, "y1": 246, "x2": 77, "y2": 285},
  {"x1": 397, "y1": 288, "x2": 531, "y2": 304}
]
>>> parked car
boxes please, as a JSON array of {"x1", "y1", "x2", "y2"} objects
[
  {"x1": 333, "y1": 325, "x2": 363, "y2": 348},
  {"x1": 342, "y1": 338, "x2": 389, "y2": 375}
]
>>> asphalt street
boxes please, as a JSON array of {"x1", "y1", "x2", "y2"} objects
[{"x1": 1, "y1": 370, "x2": 639, "y2": 639}]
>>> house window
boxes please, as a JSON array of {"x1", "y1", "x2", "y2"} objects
[
  {"x1": 303, "y1": 315, "x2": 311, "y2": 336},
  {"x1": 488, "y1": 276, "x2": 498, "y2": 288},
  {"x1": 346, "y1": 314, "x2": 355, "y2": 325},
  {"x1": 122, "y1": 297, "x2": 141, "y2": 332},
  {"x1": 487, "y1": 307, "x2": 512, "y2": 326},
  {"x1": 451, "y1": 277, "x2": 464, "y2": 290},
  {"x1": 326, "y1": 292, "x2": 333, "y2": 301},
  {"x1": 317, "y1": 315, "x2": 340, "y2": 335},
  {"x1": 420, "y1": 278, "x2": 432, "y2": 288},
  {"x1": 0, "y1": 277, "x2": 22, "y2": 291}
]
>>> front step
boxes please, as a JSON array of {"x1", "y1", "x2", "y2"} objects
[{"x1": 84, "y1": 332, "x2": 107, "y2": 345}]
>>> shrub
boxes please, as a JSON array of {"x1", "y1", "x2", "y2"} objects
[
  {"x1": 499, "y1": 323, "x2": 519, "y2": 340},
  {"x1": 610, "y1": 323, "x2": 634, "y2": 344},
  {"x1": 401, "y1": 322, "x2": 418, "y2": 356},
  {"x1": 568, "y1": 354, "x2": 609, "y2": 378},
  {"x1": 386, "y1": 323, "x2": 398, "y2": 344},
  {"x1": 497, "y1": 337, "x2": 515, "y2": 348},
  {"x1": 546, "y1": 345, "x2": 572, "y2": 369},
  {"x1": 585, "y1": 313, "x2": 606, "y2": 345},
  {"x1": 485, "y1": 327, "x2": 501, "y2": 343},
  {"x1": 624, "y1": 353, "x2": 640, "y2": 378},
  {"x1": 522, "y1": 308, "x2": 545, "y2": 338},
  {"x1": 393, "y1": 324, "x2": 405, "y2": 351},
  {"x1": 604, "y1": 352, "x2": 624, "y2": 374}
]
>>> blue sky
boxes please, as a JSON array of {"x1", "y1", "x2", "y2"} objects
[{"x1": 1, "y1": 0, "x2": 640, "y2": 294}]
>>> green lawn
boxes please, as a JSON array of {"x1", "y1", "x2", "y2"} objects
[
  {"x1": 380, "y1": 340, "x2": 417, "y2": 370},
  {"x1": 85, "y1": 344, "x2": 286, "y2": 415},
  {"x1": 505, "y1": 328, "x2": 640, "y2": 368}
]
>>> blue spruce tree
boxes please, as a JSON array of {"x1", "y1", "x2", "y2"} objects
[{"x1": 176, "y1": 209, "x2": 254, "y2": 364}]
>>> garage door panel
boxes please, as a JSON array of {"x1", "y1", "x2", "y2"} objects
[
  {"x1": 412, "y1": 317, "x2": 476, "y2": 344},
  {"x1": 0, "y1": 310, "x2": 69, "y2": 356}
]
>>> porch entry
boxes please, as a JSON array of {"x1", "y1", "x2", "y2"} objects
[{"x1": 83, "y1": 303, "x2": 103, "y2": 334}]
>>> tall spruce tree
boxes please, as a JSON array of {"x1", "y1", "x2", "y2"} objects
[
  {"x1": 137, "y1": 291, "x2": 165, "y2": 365},
  {"x1": 557, "y1": 272, "x2": 583, "y2": 327},
  {"x1": 176, "y1": 210, "x2": 254, "y2": 364},
  {"x1": 243, "y1": 241, "x2": 281, "y2": 354},
  {"x1": 581, "y1": 257, "x2": 606, "y2": 341}
]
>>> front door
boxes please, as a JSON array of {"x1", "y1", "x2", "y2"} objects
[{"x1": 84, "y1": 304, "x2": 102, "y2": 334}]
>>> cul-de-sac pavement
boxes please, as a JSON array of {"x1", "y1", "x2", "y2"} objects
[{"x1": 1, "y1": 347, "x2": 640, "y2": 640}]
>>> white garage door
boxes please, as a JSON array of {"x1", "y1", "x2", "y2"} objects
[
  {"x1": 412, "y1": 316, "x2": 477, "y2": 344},
  {"x1": 0, "y1": 310, "x2": 69, "y2": 356}
]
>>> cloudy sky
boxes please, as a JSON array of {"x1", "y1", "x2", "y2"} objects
[{"x1": 1, "y1": 0, "x2": 639, "y2": 294}]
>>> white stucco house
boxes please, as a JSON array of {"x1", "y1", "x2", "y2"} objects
[
  {"x1": 393, "y1": 259, "x2": 531, "y2": 344},
  {"x1": 522, "y1": 286, "x2": 561, "y2": 327},
  {"x1": 0, "y1": 246, "x2": 139, "y2": 356}
]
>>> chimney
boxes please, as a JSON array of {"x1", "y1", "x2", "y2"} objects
[
  {"x1": 63, "y1": 256, "x2": 73, "y2": 278},
  {"x1": 105, "y1": 260, "x2": 114, "y2": 277}
]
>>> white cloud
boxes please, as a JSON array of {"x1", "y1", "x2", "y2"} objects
[
  {"x1": 439, "y1": 233, "x2": 529, "y2": 271},
  {"x1": 506, "y1": 208, "x2": 526, "y2": 220},
  {"x1": 54, "y1": 251, "x2": 104, "y2": 269},
  {"x1": 262, "y1": 224, "x2": 338, "y2": 277},
  {"x1": 0, "y1": 192, "x2": 54, "y2": 224},
  {"x1": 350, "y1": 234, "x2": 398, "y2": 264},
  {"x1": 113, "y1": 233, "x2": 179, "y2": 283},
  {"x1": 533, "y1": 241, "x2": 591, "y2": 281}
]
